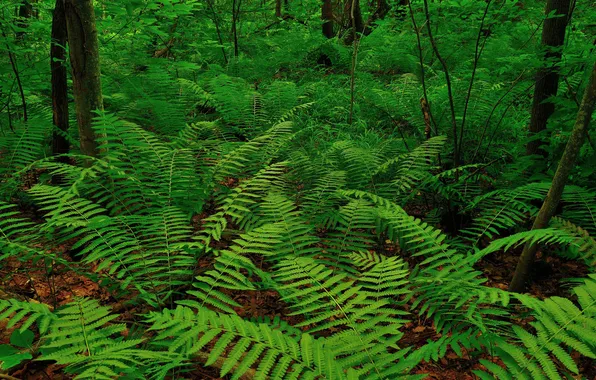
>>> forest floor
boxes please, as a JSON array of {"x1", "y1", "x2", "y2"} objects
[
  {"x1": 1, "y1": 232, "x2": 592, "y2": 379},
  {"x1": 1, "y1": 195, "x2": 594, "y2": 379}
]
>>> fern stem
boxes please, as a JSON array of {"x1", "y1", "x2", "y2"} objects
[{"x1": 77, "y1": 300, "x2": 92, "y2": 357}]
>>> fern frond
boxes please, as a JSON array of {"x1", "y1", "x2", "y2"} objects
[
  {"x1": 481, "y1": 277, "x2": 596, "y2": 379},
  {"x1": 146, "y1": 305, "x2": 345, "y2": 379}
]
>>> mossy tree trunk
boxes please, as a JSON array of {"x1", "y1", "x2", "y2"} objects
[
  {"x1": 510, "y1": 62, "x2": 596, "y2": 293},
  {"x1": 51, "y1": 0, "x2": 69, "y2": 161},
  {"x1": 64, "y1": 0, "x2": 103, "y2": 158},
  {"x1": 526, "y1": 0, "x2": 571, "y2": 158}
]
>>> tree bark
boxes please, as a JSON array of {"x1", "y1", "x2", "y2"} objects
[
  {"x1": 526, "y1": 0, "x2": 571, "y2": 158},
  {"x1": 322, "y1": 0, "x2": 334, "y2": 38},
  {"x1": 51, "y1": 0, "x2": 69, "y2": 161},
  {"x1": 510, "y1": 62, "x2": 596, "y2": 293},
  {"x1": 64, "y1": 0, "x2": 103, "y2": 158},
  {"x1": 275, "y1": 0, "x2": 282, "y2": 17}
]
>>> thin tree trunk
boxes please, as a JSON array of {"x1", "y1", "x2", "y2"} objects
[
  {"x1": 232, "y1": 0, "x2": 241, "y2": 57},
  {"x1": 458, "y1": 0, "x2": 492, "y2": 161},
  {"x1": 422, "y1": 0, "x2": 458, "y2": 167},
  {"x1": 322, "y1": 0, "x2": 334, "y2": 38},
  {"x1": 275, "y1": 0, "x2": 282, "y2": 17},
  {"x1": 204, "y1": 0, "x2": 228, "y2": 64},
  {"x1": 348, "y1": 0, "x2": 359, "y2": 124},
  {"x1": 526, "y1": 0, "x2": 571, "y2": 157},
  {"x1": 351, "y1": 0, "x2": 364, "y2": 34},
  {"x1": 1, "y1": 27, "x2": 27, "y2": 122},
  {"x1": 64, "y1": 0, "x2": 103, "y2": 158},
  {"x1": 510, "y1": 62, "x2": 596, "y2": 292},
  {"x1": 51, "y1": 0, "x2": 69, "y2": 161},
  {"x1": 409, "y1": 1, "x2": 437, "y2": 138},
  {"x1": 344, "y1": 0, "x2": 364, "y2": 44}
]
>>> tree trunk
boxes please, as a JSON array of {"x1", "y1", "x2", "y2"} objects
[
  {"x1": 395, "y1": 0, "x2": 409, "y2": 20},
  {"x1": 1, "y1": 27, "x2": 27, "y2": 122},
  {"x1": 344, "y1": 0, "x2": 364, "y2": 44},
  {"x1": 275, "y1": 0, "x2": 282, "y2": 17},
  {"x1": 322, "y1": 0, "x2": 334, "y2": 38},
  {"x1": 510, "y1": 62, "x2": 596, "y2": 293},
  {"x1": 17, "y1": 1, "x2": 33, "y2": 40},
  {"x1": 526, "y1": 0, "x2": 571, "y2": 158},
  {"x1": 64, "y1": 0, "x2": 103, "y2": 158},
  {"x1": 51, "y1": 0, "x2": 69, "y2": 161},
  {"x1": 351, "y1": 0, "x2": 364, "y2": 35},
  {"x1": 205, "y1": 0, "x2": 228, "y2": 64},
  {"x1": 232, "y1": 0, "x2": 241, "y2": 57}
]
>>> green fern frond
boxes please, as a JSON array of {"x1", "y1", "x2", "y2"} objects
[
  {"x1": 146, "y1": 305, "x2": 345, "y2": 379},
  {"x1": 481, "y1": 277, "x2": 596, "y2": 379},
  {"x1": 179, "y1": 251, "x2": 257, "y2": 314},
  {"x1": 0, "y1": 298, "x2": 56, "y2": 334}
]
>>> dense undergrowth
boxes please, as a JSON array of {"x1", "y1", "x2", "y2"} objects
[{"x1": 1, "y1": 0, "x2": 595, "y2": 379}]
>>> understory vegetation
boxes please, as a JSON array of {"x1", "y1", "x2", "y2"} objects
[{"x1": 0, "y1": 0, "x2": 595, "y2": 379}]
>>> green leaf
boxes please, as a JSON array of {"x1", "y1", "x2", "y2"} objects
[
  {"x1": 10, "y1": 329, "x2": 34, "y2": 349},
  {"x1": 0, "y1": 345, "x2": 32, "y2": 370}
]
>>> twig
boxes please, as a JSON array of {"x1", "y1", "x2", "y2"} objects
[
  {"x1": 471, "y1": 70, "x2": 530, "y2": 162},
  {"x1": 1, "y1": 25, "x2": 27, "y2": 121},
  {"x1": 0, "y1": 373, "x2": 21, "y2": 380},
  {"x1": 348, "y1": 0, "x2": 358, "y2": 124},
  {"x1": 408, "y1": 1, "x2": 438, "y2": 136},
  {"x1": 205, "y1": 0, "x2": 228, "y2": 63},
  {"x1": 422, "y1": 0, "x2": 458, "y2": 166},
  {"x1": 459, "y1": 0, "x2": 492, "y2": 161},
  {"x1": 102, "y1": 2, "x2": 149, "y2": 45}
]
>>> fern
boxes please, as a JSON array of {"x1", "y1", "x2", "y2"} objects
[
  {"x1": 146, "y1": 305, "x2": 346, "y2": 380},
  {"x1": 478, "y1": 276, "x2": 596, "y2": 380}
]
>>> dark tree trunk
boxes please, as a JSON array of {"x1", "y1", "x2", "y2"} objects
[
  {"x1": 17, "y1": 1, "x2": 33, "y2": 40},
  {"x1": 344, "y1": 0, "x2": 393, "y2": 43},
  {"x1": 51, "y1": 0, "x2": 69, "y2": 161},
  {"x1": 510, "y1": 62, "x2": 596, "y2": 292},
  {"x1": 343, "y1": 0, "x2": 364, "y2": 44},
  {"x1": 351, "y1": 0, "x2": 364, "y2": 35},
  {"x1": 322, "y1": 0, "x2": 334, "y2": 38},
  {"x1": 64, "y1": 0, "x2": 103, "y2": 158},
  {"x1": 1, "y1": 27, "x2": 27, "y2": 122},
  {"x1": 232, "y1": 0, "x2": 241, "y2": 57},
  {"x1": 205, "y1": 0, "x2": 228, "y2": 63},
  {"x1": 526, "y1": 0, "x2": 571, "y2": 157},
  {"x1": 395, "y1": 0, "x2": 409, "y2": 20},
  {"x1": 275, "y1": 0, "x2": 282, "y2": 17}
]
